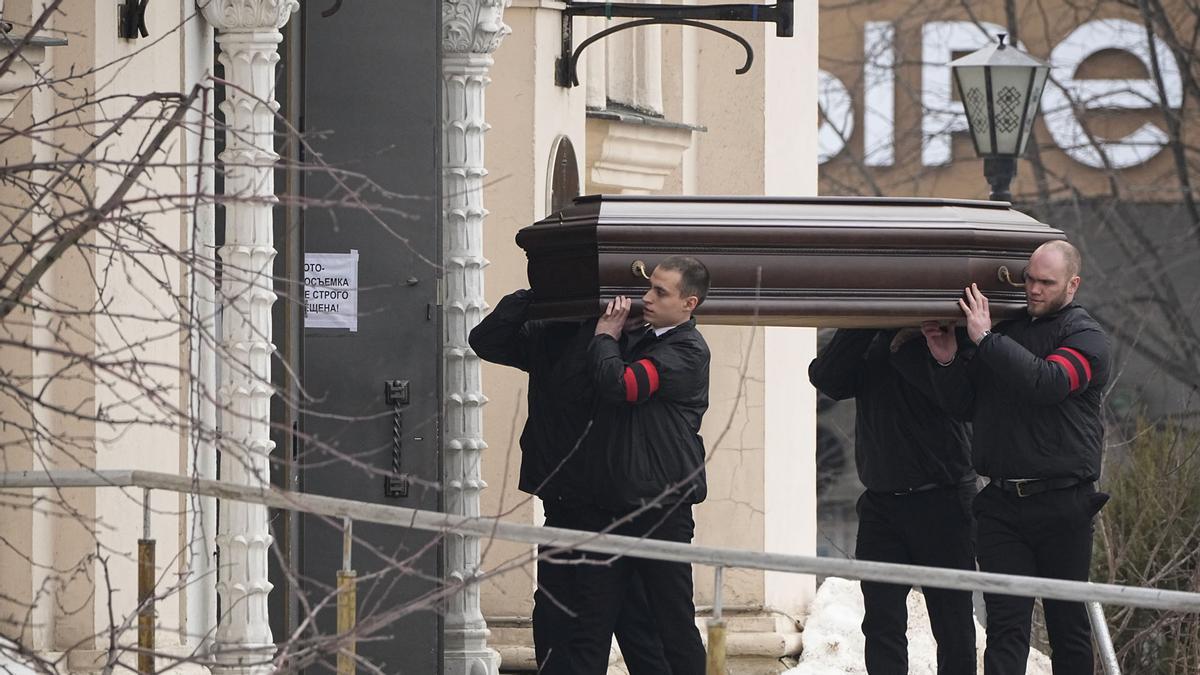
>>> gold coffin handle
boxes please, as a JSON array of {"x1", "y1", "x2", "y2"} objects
[
  {"x1": 631, "y1": 259, "x2": 651, "y2": 280},
  {"x1": 997, "y1": 265, "x2": 1025, "y2": 288}
]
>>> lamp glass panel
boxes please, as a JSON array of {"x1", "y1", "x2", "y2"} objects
[
  {"x1": 955, "y1": 65, "x2": 991, "y2": 155},
  {"x1": 1018, "y1": 66, "x2": 1050, "y2": 154},
  {"x1": 988, "y1": 66, "x2": 1036, "y2": 155}
]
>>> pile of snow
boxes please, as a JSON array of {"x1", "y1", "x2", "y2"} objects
[{"x1": 787, "y1": 577, "x2": 1052, "y2": 674}]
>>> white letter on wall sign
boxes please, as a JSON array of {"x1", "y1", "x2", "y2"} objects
[
  {"x1": 863, "y1": 21, "x2": 895, "y2": 166},
  {"x1": 818, "y1": 69, "x2": 855, "y2": 164},
  {"x1": 1042, "y1": 18, "x2": 1182, "y2": 169},
  {"x1": 922, "y1": 20, "x2": 1008, "y2": 166}
]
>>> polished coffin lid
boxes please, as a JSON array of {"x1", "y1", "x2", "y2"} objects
[{"x1": 515, "y1": 194, "x2": 1066, "y2": 327}]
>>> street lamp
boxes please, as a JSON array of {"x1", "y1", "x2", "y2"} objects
[{"x1": 950, "y1": 34, "x2": 1050, "y2": 202}]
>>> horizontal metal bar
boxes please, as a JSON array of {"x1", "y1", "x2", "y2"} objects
[
  {"x1": 5, "y1": 469, "x2": 1200, "y2": 614},
  {"x1": 564, "y1": 2, "x2": 783, "y2": 23},
  {"x1": 1, "y1": 469, "x2": 139, "y2": 489}
]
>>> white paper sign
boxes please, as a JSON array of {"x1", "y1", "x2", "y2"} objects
[{"x1": 304, "y1": 250, "x2": 359, "y2": 332}]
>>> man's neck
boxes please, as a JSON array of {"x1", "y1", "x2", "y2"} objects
[
  {"x1": 1030, "y1": 301, "x2": 1074, "y2": 322},
  {"x1": 653, "y1": 318, "x2": 688, "y2": 336}
]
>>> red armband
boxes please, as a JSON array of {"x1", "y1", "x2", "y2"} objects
[
  {"x1": 622, "y1": 359, "x2": 660, "y2": 402},
  {"x1": 1047, "y1": 347, "x2": 1093, "y2": 392}
]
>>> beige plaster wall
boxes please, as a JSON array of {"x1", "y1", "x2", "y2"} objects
[
  {"x1": 689, "y1": 16, "x2": 820, "y2": 614},
  {"x1": 478, "y1": 0, "x2": 821, "y2": 624},
  {"x1": 92, "y1": 0, "x2": 192, "y2": 648},
  {"x1": 0, "y1": 1, "x2": 40, "y2": 643},
  {"x1": 0, "y1": 0, "x2": 104, "y2": 649},
  {"x1": 763, "y1": 1, "x2": 821, "y2": 614},
  {"x1": 691, "y1": 21, "x2": 770, "y2": 607},
  {"x1": 692, "y1": 325, "x2": 769, "y2": 607},
  {"x1": 0, "y1": 0, "x2": 210, "y2": 655},
  {"x1": 479, "y1": 4, "x2": 589, "y2": 620}
]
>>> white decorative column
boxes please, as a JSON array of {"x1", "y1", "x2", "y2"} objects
[
  {"x1": 441, "y1": 2, "x2": 510, "y2": 673},
  {"x1": 199, "y1": 1, "x2": 298, "y2": 673}
]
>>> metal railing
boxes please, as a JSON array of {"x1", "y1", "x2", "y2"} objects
[{"x1": 6, "y1": 469, "x2": 1197, "y2": 673}]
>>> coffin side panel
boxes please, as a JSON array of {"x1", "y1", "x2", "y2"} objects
[{"x1": 518, "y1": 196, "x2": 1066, "y2": 327}]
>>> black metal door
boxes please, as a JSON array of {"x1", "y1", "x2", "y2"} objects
[{"x1": 299, "y1": 2, "x2": 442, "y2": 672}]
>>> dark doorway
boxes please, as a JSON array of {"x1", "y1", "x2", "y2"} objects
[{"x1": 294, "y1": 2, "x2": 443, "y2": 672}]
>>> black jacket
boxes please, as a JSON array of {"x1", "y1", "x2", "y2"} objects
[
  {"x1": 467, "y1": 290, "x2": 596, "y2": 501},
  {"x1": 586, "y1": 318, "x2": 710, "y2": 510},
  {"x1": 808, "y1": 329, "x2": 974, "y2": 492},
  {"x1": 929, "y1": 303, "x2": 1110, "y2": 481}
]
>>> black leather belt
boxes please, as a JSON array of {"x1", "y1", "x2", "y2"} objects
[
  {"x1": 993, "y1": 477, "x2": 1084, "y2": 498},
  {"x1": 887, "y1": 482, "x2": 940, "y2": 496}
]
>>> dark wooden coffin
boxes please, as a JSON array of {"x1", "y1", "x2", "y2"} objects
[{"x1": 515, "y1": 195, "x2": 1066, "y2": 327}]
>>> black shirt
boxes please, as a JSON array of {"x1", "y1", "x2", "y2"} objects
[
  {"x1": 930, "y1": 303, "x2": 1110, "y2": 481},
  {"x1": 586, "y1": 318, "x2": 710, "y2": 510},
  {"x1": 808, "y1": 329, "x2": 975, "y2": 492},
  {"x1": 467, "y1": 290, "x2": 596, "y2": 501}
]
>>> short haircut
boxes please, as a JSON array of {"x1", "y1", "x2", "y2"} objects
[
  {"x1": 1036, "y1": 240, "x2": 1082, "y2": 278},
  {"x1": 657, "y1": 255, "x2": 711, "y2": 306}
]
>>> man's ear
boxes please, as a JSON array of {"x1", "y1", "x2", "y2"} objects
[
  {"x1": 683, "y1": 296, "x2": 699, "y2": 312},
  {"x1": 1068, "y1": 275, "x2": 1081, "y2": 294}
]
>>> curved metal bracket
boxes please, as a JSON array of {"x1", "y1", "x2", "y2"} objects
[
  {"x1": 119, "y1": 0, "x2": 150, "y2": 39},
  {"x1": 561, "y1": 18, "x2": 753, "y2": 88},
  {"x1": 321, "y1": 0, "x2": 344, "y2": 19}
]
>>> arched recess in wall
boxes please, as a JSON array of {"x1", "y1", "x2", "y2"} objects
[{"x1": 547, "y1": 134, "x2": 581, "y2": 215}]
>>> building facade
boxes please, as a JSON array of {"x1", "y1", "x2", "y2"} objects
[
  {"x1": 478, "y1": 4, "x2": 819, "y2": 671},
  {"x1": 815, "y1": 0, "x2": 1200, "y2": 560},
  {"x1": 0, "y1": 1, "x2": 821, "y2": 673}
]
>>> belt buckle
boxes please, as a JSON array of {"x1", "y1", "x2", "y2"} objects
[{"x1": 1015, "y1": 481, "x2": 1031, "y2": 498}]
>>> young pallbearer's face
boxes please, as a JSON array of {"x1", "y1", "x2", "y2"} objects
[{"x1": 641, "y1": 267, "x2": 697, "y2": 328}]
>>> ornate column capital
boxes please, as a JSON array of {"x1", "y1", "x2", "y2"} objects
[
  {"x1": 198, "y1": 0, "x2": 298, "y2": 33},
  {"x1": 442, "y1": 0, "x2": 512, "y2": 55}
]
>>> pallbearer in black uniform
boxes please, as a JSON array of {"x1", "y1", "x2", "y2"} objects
[
  {"x1": 924, "y1": 240, "x2": 1111, "y2": 675},
  {"x1": 808, "y1": 327, "x2": 978, "y2": 674},
  {"x1": 468, "y1": 290, "x2": 669, "y2": 675},
  {"x1": 567, "y1": 255, "x2": 712, "y2": 675}
]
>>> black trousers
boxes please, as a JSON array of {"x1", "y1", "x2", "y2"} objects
[
  {"x1": 975, "y1": 482, "x2": 1108, "y2": 675},
  {"x1": 534, "y1": 501, "x2": 669, "y2": 675},
  {"x1": 855, "y1": 482, "x2": 977, "y2": 675},
  {"x1": 556, "y1": 502, "x2": 707, "y2": 675}
]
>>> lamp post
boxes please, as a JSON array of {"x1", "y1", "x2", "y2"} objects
[{"x1": 950, "y1": 34, "x2": 1050, "y2": 202}]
